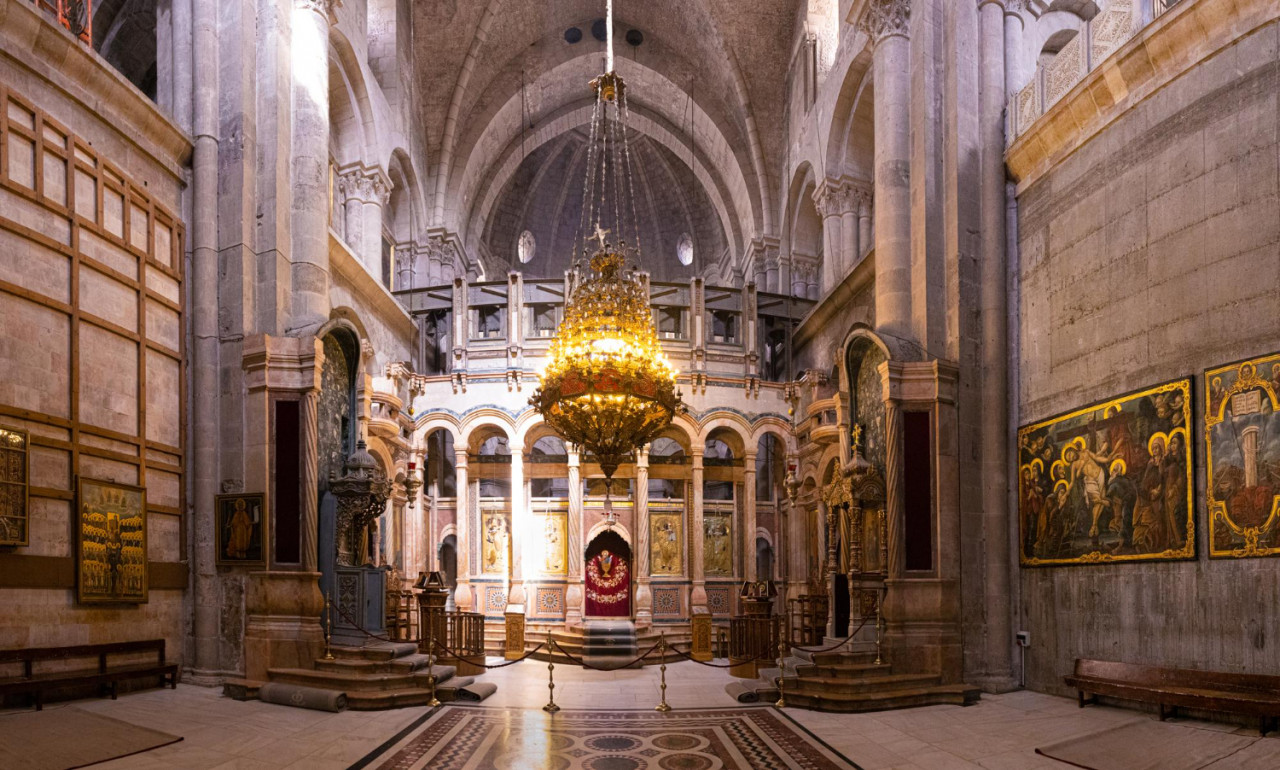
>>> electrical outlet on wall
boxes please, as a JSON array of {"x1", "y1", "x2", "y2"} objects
[{"x1": 1016, "y1": 631, "x2": 1030, "y2": 647}]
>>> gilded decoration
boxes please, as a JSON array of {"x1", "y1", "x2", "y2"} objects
[
  {"x1": 1018, "y1": 379, "x2": 1195, "y2": 566},
  {"x1": 215, "y1": 493, "x2": 266, "y2": 567},
  {"x1": 703, "y1": 512, "x2": 733, "y2": 576},
  {"x1": 1205, "y1": 353, "x2": 1280, "y2": 558},
  {"x1": 77, "y1": 478, "x2": 147, "y2": 604},
  {"x1": 0, "y1": 425, "x2": 29, "y2": 546},
  {"x1": 542, "y1": 511, "x2": 568, "y2": 575},
  {"x1": 481, "y1": 512, "x2": 510, "y2": 575},
  {"x1": 650, "y1": 512, "x2": 682, "y2": 575}
]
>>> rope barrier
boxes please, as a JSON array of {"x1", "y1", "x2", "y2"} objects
[{"x1": 545, "y1": 637, "x2": 665, "y2": 671}]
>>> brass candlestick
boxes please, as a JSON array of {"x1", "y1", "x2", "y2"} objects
[
  {"x1": 655, "y1": 633, "x2": 671, "y2": 712},
  {"x1": 543, "y1": 641, "x2": 561, "y2": 713},
  {"x1": 322, "y1": 591, "x2": 335, "y2": 661}
]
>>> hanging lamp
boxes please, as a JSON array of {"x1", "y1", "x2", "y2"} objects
[{"x1": 530, "y1": 0, "x2": 683, "y2": 527}]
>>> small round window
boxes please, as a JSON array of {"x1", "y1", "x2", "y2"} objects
[
  {"x1": 676, "y1": 233, "x2": 693, "y2": 266},
  {"x1": 518, "y1": 230, "x2": 536, "y2": 264}
]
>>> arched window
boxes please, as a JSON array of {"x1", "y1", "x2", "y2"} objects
[
  {"x1": 518, "y1": 230, "x2": 536, "y2": 264},
  {"x1": 677, "y1": 233, "x2": 694, "y2": 266}
]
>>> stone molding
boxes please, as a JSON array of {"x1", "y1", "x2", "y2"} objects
[
  {"x1": 858, "y1": 0, "x2": 911, "y2": 45},
  {"x1": 812, "y1": 178, "x2": 872, "y2": 217}
]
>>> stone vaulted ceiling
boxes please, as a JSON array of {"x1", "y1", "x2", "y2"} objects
[{"x1": 412, "y1": 0, "x2": 798, "y2": 275}]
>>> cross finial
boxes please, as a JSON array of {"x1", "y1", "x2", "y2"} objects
[
  {"x1": 591, "y1": 223, "x2": 611, "y2": 251},
  {"x1": 852, "y1": 423, "x2": 863, "y2": 452}
]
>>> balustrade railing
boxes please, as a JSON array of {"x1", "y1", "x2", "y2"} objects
[
  {"x1": 420, "y1": 607, "x2": 486, "y2": 673},
  {"x1": 728, "y1": 615, "x2": 784, "y2": 678},
  {"x1": 1009, "y1": 1, "x2": 1159, "y2": 140},
  {"x1": 787, "y1": 594, "x2": 828, "y2": 648}
]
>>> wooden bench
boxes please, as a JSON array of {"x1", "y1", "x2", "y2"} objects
[
  {"x1": 1065, "y1": 658, "x2": 1280, "y2": 736},
  {"x1": 0, "y1": 639, "x2": 179, "y2": 710}
]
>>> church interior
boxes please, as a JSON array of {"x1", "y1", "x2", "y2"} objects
[{"x1": 0, "y1": 0, "x2": 1278, "y2": 767}]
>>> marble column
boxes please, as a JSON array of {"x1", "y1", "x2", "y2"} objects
[
  {"x1": 860, "y1": 0, "x2": 913, "y2": 343},
  {"x1": 882, "y1": 395, "x2": 905, "y2": 580},
  {"x1": 508, "y1": 441, "x2": 526, "y2": 607},
  {"x1": 290, "y1": 0, "x2": 336, "y2": 329},
  {"x1": 634, "y1": 446, "x2": 652, "y2": 625},
  {"x1": 565, "y1": 448, "x2": 584, "y2": 626},
  {"x1": 979, "y1": 0, "x2": 1015, "y2": 690},
  {"x1": 299, "y1": 388, "x2": 320, "y2": 571},
  {"x1": 743, "y1": 453, "x2": 758, "y2": 583},
  {"x1": 454, "y1": 448, "x2": 473, "y2": 612},
  {"x1": 690, "y1": 449, "x2": 707, "y2": 612}
]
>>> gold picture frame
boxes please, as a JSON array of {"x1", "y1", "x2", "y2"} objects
[
  {"x1": 1205, "y1": 352, "x2": 1280, "y2": 558},
  {"x1": 1017, "y1": 378, "x2": 1195, "y2": 566},
  {"x1": 215, "y1": 493, "x2": 267, "y2": 567},
  {"x1": 77, "y1": 477, "x2": 148, "y2": 604},
  {"x1": 0, "y1": 425, "x2": 30, "y2": 546},
  {"x1": 650, "y1": 511, "x2": 682, "y2": 575}
]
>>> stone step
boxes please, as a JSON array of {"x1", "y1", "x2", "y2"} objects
[
  {"x1": 266, "y1": 664, "x2": 457, "y2": 692},
  {"x1": 329, "y1": 642, "x2": 419, "y2": 662},
  {"x1": 788, "y1": 672, "x2": 941, "y2": 695},
  {"x1": 795, "y1": 661, "x2": 894, "y2": 679},
  {"x1": 313, "y1": 653, "x2": 436, "y2": 674},
  {"x1": 343, "y1": 677, "x2": 478, "y2": 711}
]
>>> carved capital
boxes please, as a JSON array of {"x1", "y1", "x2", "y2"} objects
[
  {"x1": 858, "y1": 0, "x2": 911, "y2": 46},
  {"x1": 295, "y1": 0, "x2": 341, "y2": 21},
  {"x1": 337, "y1": 166, "x2": 392, "y2": 206}
]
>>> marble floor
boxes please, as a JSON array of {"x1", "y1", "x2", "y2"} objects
[{"x1": 1, "y1": 661, "x2": 1259, "y2": 770}]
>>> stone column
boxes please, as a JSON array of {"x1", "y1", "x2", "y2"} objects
[
  {"x1": 1242, "y1": 427, "x2": 1261, "y2": 487},
  {"x1": 743, "y1": 453, "x2": 758, "y2": 583},
  {"x1": 507, "y1": 441, "x2": 526, "y2": 607},
  {"x1": 839, "y1": 190, "x2": 858, "y2": 276},
  {"x1": 290, "y1": 0, "x2": 337, "y2": 329},
  {"x1": 979, "y1": 0, "x2": 1015, "y2": 691},
  {"x1": 454, "y1": 448, "x2": 473, "y2": 612},
  {"x1": 813, "y1": 182, "x2": 844, "y2": 295},
  {"x1": 634, "y1": 446, "x2": 653, "y2": 625},
  {"x1": 565, "y1": 448, "x2": 584, "y2": 626},
  {"x1": 338, "y1": 166, "x2": 391, "y2": 275},
  {"x1": 883, "y1": 396, "x2": 905, "y2": 580},
  {"x1": 822, "y1": 500, "x2": 837, "y2": 638},
  {"x1": 860, "y1": 0, "x2": 913, "y2": 344},
  {"x1": 690, "y1": 448, "x2": 707, "y2": 612},
  {"x1": 859, "y1": 194, "x2": 873, "y2": 260}
]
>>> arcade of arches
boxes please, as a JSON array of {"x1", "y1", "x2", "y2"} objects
[{"x1": 1, "y1": 0, "x2": 1278, "y2": 767}]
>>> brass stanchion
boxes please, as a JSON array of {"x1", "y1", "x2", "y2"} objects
[
  {"x1": 322, "y1": 591, "x2": 335, "y2": 661},
  {"x1": 543, "y1": 640, "x2": 561, "y2": 713},
  {"x1": 874, "y1": 604, "x2": 883, "y2": 665},
  {"x1": 775, "y1": 639, "x2": 787, "y2": 708},
  {"x1": 426, "y1": 632, "x2": 441, "y2": 708},
  {"x1": 655, "y1": 633, "x2": 671, "y2": 712}
]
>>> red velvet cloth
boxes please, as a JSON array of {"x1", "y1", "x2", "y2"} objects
[{"x1": 585, "y1": 550, "x2": 630, "y2": 617}]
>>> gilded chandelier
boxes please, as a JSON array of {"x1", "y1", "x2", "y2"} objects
[{"x1": 530, "y1": 0, "x2": 683, "y2": 510}]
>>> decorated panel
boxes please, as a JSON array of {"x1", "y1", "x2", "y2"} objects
[
  {"x1": 703, "y1": 511, "x2": 733, "y2": 576},
  {"x1": 1018, "y1": 378, "x2": 1194, "y2": 565},
  {"x1": 650, "y1": 511, "x2": 682, "y2": 575},
  {"x1": 1205, "y1": 353, "x2": 1280, "y2": 558}
]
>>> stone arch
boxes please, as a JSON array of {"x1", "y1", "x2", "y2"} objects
[
  {"x1": 585, "y1": 521, "x2": 633, "y2": 548},
  {"x1": 697, "y1": 415, "x2": 753, "y2": 457},
  {"x1": 783, "y1": 162, "x2": 822, "y2": 300},
  {"x1": 412, "y1": 414, "x2": 462, "y2": 449},
  {"x1": 749, "y1": 419, "x2": 799, "y2": 457},
  {"x1": 328, "y1": 30, "x2": 377, "y2": 168},
  {"x1": 459, "y1": 410, "x2": 517, "y2": 449},
  {"x1": 454, "y1": 55, "x2": 757, "y2": 258},
  {"x1": 823, "y1": 50, "x2": 875, "y2": 181}
]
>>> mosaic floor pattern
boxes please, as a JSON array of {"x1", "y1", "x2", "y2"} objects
[{"x1": 351, "y1": 705, "x2": 863, "y2": 770}]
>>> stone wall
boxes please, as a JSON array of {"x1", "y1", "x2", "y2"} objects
[
  {"x1": 0, "y1": 3, "x2": 191, "y2": 661},
  {"x1": 1014, "y1": 21, "x2": 1280, "y2": 695}
]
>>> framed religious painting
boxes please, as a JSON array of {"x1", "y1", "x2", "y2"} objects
[
  {"x1": 77, "y1": 477, "x2": 148, "y2": 604},
  {"x1": 649, "y1": 511, "x2": 683, "y2": 575},
  {"x1": 215, "y1": 493, "x2": 267, "y2": 567},
  {"x1": 1017, "y1": 378, "x2": 1195, "y2": 566},
  {"x1": 703, "y1": 510, "x2": 734, "y2": 576},
  {"x1": 540, "y1": 511, "x2": 568, "y2": 576},
  {"x1": 1205, "y1": 352, "x2": 1280, "y2": 559},
  {"x1": 0, "y1": 425, "x2": 30, "y2": 546}
]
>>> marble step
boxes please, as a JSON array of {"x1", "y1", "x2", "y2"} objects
[
  {"x1": 795, "y1": 661, "x2": 894, "y2": 679},
  {"x1": 343, "y1": 677, "x2": 478, "y2": 710}
]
